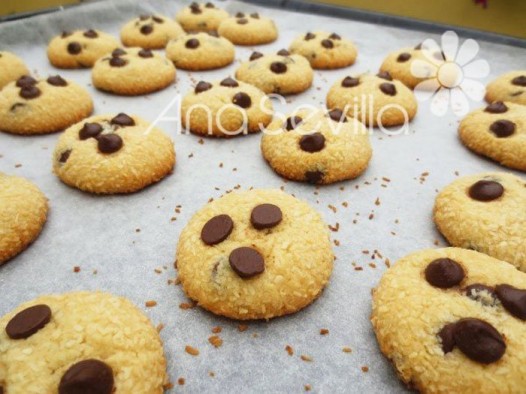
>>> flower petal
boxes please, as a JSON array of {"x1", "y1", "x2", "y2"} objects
[
  {"x1": 430, "y1": 88, "x2": 450, "y2": 117},
  {"x1": 414, "y1": 79, "x2": 441, "y2": 102},
  {"x1": 450, "y1": 88, "x2": 470, "y2": 117},
  {"x1": 462, "y1": 59, "x2": 490, "y2": 79},
  {"x1": 456, "y1": 38, "x2": 480, "y2": 66},
  {"x1": 460, "y1": 78, "x2": 486, "y2": 101},
  {"x1": 441, "y1": 31, "x2": 459, "y2": 61},
  {"x1": 411, "y1": 59, "x2": 437, "y2": 79}
]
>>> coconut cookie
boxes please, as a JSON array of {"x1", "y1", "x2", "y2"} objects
[
  {"x1": 289, "y1": 31, "x2": 357, "y2": 69},
  {"x1": 217, "y1": 12, "x2": 277, "y2": 46},
  {"x1": 53, "y1": 113, "x2": 175, "y2": 194},
  {"x1": 372, "y1": 247, "x2": 526, "y2": 393},
  {"x1": 326, "y1": 72, "x2": 417, "y2": 127},
  {"x1": 47, "y1": 29, "x2": 119, "y2": 69},
  {"x1": 236, "y1": 49, "x2": 313, "y2": 95},
  {"x1": 0, "y1": 75, "x2": 93, "y2": 135},
  {"x1": 181, "y1": 77, "x2": 273, "y2": 137},
  {"x1": 485, "y1": 71, "x2": 526, "y2": 106},
  {"x1": 120, "y1": 14, "x2": 184, "y2": 49},
  {"x1": 261, "y1": 108, "x2": 372, "y2": 184},
  {"x1": 458, "y1": 102, "x2": 525, "y2": 171},
  {"x1": 176, "y1": 189, "x2": 334, "y2": 320},
  {"x1": 175, "y1": 2, "x2": 229, "y2": 32},
  {"x1": 166, "y1": 32, "x2": 234, "y2": 70},
  {"x1": 0, "y1": 52, "x2": 29, "y2": 90},
  {"x1": 0, "y1": 291, "x2": 167, "y2": 393},
  {"x1": 434, "y1": 172, "x2": 526, "y2": 271},
  {"x1": 92, "y1": 48, "x2": 176, "y2": 95},
  {"x1": 0, "y1": 173, "x2": 48, "y2": 265}
]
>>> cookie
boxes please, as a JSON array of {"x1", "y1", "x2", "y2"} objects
[
  {"x1": 458, "y1": 101, "x2": 526, "y2": 171},
  {"x1": 433, "y1": 172, "x2": 526, "y2": 271},
  {"x1": 47, "y1": 29, "x2": 119, "y2": 69},
  {"x1": 217, "y1": 12, "x2": 277, "y2": 46},
  {"x1": 181, "y1": 77, "x2": 273, "y2": 137},
  {"x1": 0, "y1": 291, "x2": 167, "y2": 393},
  {"x1": 53, "y1": 113, "x2": 175, "y2": 194},
  {"x1": 372, "y1": 247, "x2": 526, "y2": 393},
  {"x1": 92, "y1": 47, "x2": 176, "y2": 95},
  {"x1": 261, "y1": 108, "x2": 372, "y2": 184},
  {"x1": 326, "y1": 72, "x2": 417, "y2": 127},
  {"x1": 0, "y1": 173, "x2": 48, "y2": 265},
  {"x1": 235, "y1": 49, "x2": 313, "y2": 95},
  {"x1": 175, "y1": 2, "x2": 229, "y2": 32},
  {"x1": 289, "y1": 31, "x2": 357, "y2": 69},
  {"x1": 120, "y1": 14, "x2": 184, "y2": 49},
  {"x1": 165, "y1": 32, "x2": 235, "y2": 71},
  {"x1": 485, "y1": 71, "x2": 526, "y2": 106},
  {"x1": 176, "y1": 189, "x2": 334, "y2": 320},
  {"x1": 0, "y1": 52, "x2": 29, "y2": 90},
  {"x1": 0, "y1": 75, "x2": 93, "y2": 135}
]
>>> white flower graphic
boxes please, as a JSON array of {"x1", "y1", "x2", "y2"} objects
[{"x1": 411, "y1": 30, "x2": 490, "y2": 117}]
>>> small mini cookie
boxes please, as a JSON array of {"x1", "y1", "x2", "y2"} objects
[
  {"x1": 47, "y1": 29, "x2": 119, "y2": 69},
  {"x1": 181, "y1": 77, "x2": 273, "y2": 137},
  {"x1": 120, "y1": 14, "x2": 184, "y2": 49},
  {"x1": 235, "y1": 49, "x2": 313, "y2": 95},
  {"x1": 0, "y1": 291, "x2": 167, "y2": 392},
  {"x1": 175, "y1": 2, "x2": 229, "y2": 32},
  {"x1": 261, "y1": 108, "x2": 372, "y2": 184},
  {"x1": 0, "y1": 52, "x2": 29, "y2": 90},
  {"x1": 289, "y1": 31, "x2": 357, "y2": 69},
  {"x1": 92, "y1": 47, "x2": 176, "y2": 95},
  {"x1": 458, "y1": 101, "x2": 525, "y2": 171},
  {"x1": 485, "y1": 71, "x2": 526, "y2": 106},
  {"x1": 176, "y1": 189, "x2": 334, "y2": 320},
  {"x1": 326, "y1": 72, "x2": 417, "y2": 127},
  {"x1": 0, "y1": 173, "x2": 48, "y2": 265},
  {"x1": 0, "y1": 75, "x2": 93, "y2": 135},
  {"x1": 166, "y1": 32, "x2": 234, "y2": 70},
  {"x1": 53, "y1": 113, "x2": 175, "y2": 194},
  {"x1": 372, "y1": 247, "x2": 526, "y2": 393},
  {"x1": 434, "y1": 172, "x2": 526, "y2": 271},
  {"x1": 217, "y1": 12, "x2": 277, "y2": 46}
]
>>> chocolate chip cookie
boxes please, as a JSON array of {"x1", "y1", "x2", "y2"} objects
[
  {"x1": 120, "y1": 14, "x2": 184, "y2": 49},
  {"x1": 217, "y1": 12, "x2": 277, "y2": 46},
  {"x1": 0, "y1": 51, "x2": 29, "y2": 90},
  {"x1": 485, "y1": 71, "x2": 526, "y2": 106},
  {"x1": 175, "y1": 2, "x2": 229, "y2": 32}
]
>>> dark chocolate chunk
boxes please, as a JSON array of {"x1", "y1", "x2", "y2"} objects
[
  {"x1": 305, "y1": 170, "x2": 324, "y2": 184},
  {"x1": 299, "y1": 133, "x2": 325, "y2": 153},
  {"x1": 380, "y1": 82, "x2": 397, "y2": 96},
  {"x1": 201, "y1": 214, "x2": 233, "y2": 245},
  {"x1": 83, "y1": 29, "x2": 98, "y2": 38},
  {"x1": 321, "y1": 39, "x2": 334, "y2": 49},
  {"x1": 79, "y1": 122, "x2": 103, "y2": 140},
  {"x1": 376, "y1": 71, "x2": 393, "y2": 81},
  {"x1": 284, "y1": 116, "x2": 302, "y2": 131},
  {"x1": 424, "y1": 258, "x2": 465, "y2": 288},
  {"x1": 59, "y1": 149, "x2": 72, "y2": 164},
  {"x1": 305, "y1": 32, "x2": 315, "y2": 40},
  {"x1": 220, "y1": 77, "x2": 239, "y2": 87},
  {"x1": 19, "y1": 86, "x2": 41, "y2": 99},
  {"x1": 229, "y1": 247, "x2": 265, "y2": 278},
  {"x1": 140, "y1": 24, "x2": 153, "y2": 35},
  {"x1": 453, "y1": 318, "x2": 506, "y2": 364},
  {"x1": 484, "y1": 101, "x2": 507, "y2": 114},
  {"x1": 489, "y1": 120, "x2": 515, "y2": 138},
  {"x1": 495, "y1": 284, "x2": 526, "y2": 320},
  {"x1": 59, "y1": 359, "x2": 114, "y2": 394},
  {"x1": 251, "y1": 204, "x2": 282, "y2": 229},
  {"x1": 250, "y1": 51, "x2": 263, "y2": 61},
  {"x1": 16, "y1": 75, "x2": 37, "y2": 88},
  {"x1": 277, "y1": 49, "x2": 290, "y2": 56},
  {"x1": 185, "y1": 38, "x2": 200, "y2": 49},
  {"x1": 97, "y1": 134, "x2": 123, "y2": 154},
  {"x1": 195, "y1": 81, "x2": 213, "y2": 94},
  {"x1": 67, "y1": 42, "x2": 82, "y2": 55},
  {"x1": 232, "y1": 92, "x2": 251, "y2": 108},
  {"x1": 6, "y1": 304, "x2": 52, "y2": 339},
  {"x1": 511, "y1": 75, "x2": 526, "y2": 87},
  {"x1": 329, "y1": 33, "x2": 341, "y2": 40},
  {"x1": 110, "y1": 113, "x2": 135, "y2": 127},
  {"x1": 341, "y1": 76, "x2": 360, "y2": 88},
  {"x1": 397, "y1": 52, "x2": 411, "y2": 62},
  {"x1": 237, "y1": 18, "x2": 248, "y2": 25},
  {"x1": 270, "y1": 62, "x2": 287, "y2": 74},
  {"x1": 468, "y1": 180, "x2": 504, "y2": 202},
  {"x1": 438, "y1": 323, "x2": 457, "y2": 353},
  {"x1": 47, "y1": 75, "x2": 68, "y2": 87},
  {"x1": 138, "y1": 49, "x2": 154, "y2": 58},
  {"x1": 109, "y1": 57, "x2": 127, "y2": 67},
  {"x1": 328, "y1": 108, "x2": 347, "y2": 123},
  {"x1": 112, "y1": 48, "x2": 127, "y2": 57}
]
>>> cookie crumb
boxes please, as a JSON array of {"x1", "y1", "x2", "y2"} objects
[
  {"x1": 361, "y1": 366, "x2": 369, "y2": 372},
  {"x1": 304, "y1": 384, "x2": 312, "y2": 391},
  {"x1": 342, "y1": 347, "x2": 352, "y2": 353},
  {"x1": 285, "y1": 345, "x2": 294, "y2": 356},
  {"x1": 320, "y1": 328, "x2": 329, "y2": 335},
  {"x1": 300, "y1": 355, "x2": 313, "y2": 362},
  {"x1": 238, "y1": 324, "x2": 248, "y2": 332},
  {"x1": 212, "y1": 326, "x2": 222, "y2": 334},
  {"x1": 185, "y1": 345, "x2": 199, "y2": 356},
  {"x1": 180, "y1": 301, "x2": 196, "y2": 310},
  {"x1": 156, "y1": 323, "x2": 165, "y2": 332},
  {"x1": 73, "y1": 266, "x2": 81, "y2": 273},
  {"x1": 208, "y1": 335, "x2": 223, "y2": 348},
  {"x1": 209, "y1": 371, "x2": 216, "y2": 378},
  {"x1": 178, "y1": 377, "x2": 185, "y2": 385},
  {"x1": 145, "y1": 300, "x2": 157, "y2": 308}
]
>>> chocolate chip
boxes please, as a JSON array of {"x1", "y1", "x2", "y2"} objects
[
  {"x1": 110, "y1": 113, "x2": 135, "y2": 127},
  {"x1": 251, "y1": 204, "x2": 282, "y2": 229},
  {"x1": 67, "y1": 42, "x2": 82, "y2": 55},
  {"x1": 328, "y1": 109, "x2": 347, "y2": 123},
  {"x1": 139, "y1": 14, "x2": 150, "y2": 21},
  {"x1": 97, "y1": 134, "x2": 123, "y2": 154},
  {"x1": 201, "y1": 214, "x2": 233, "y2": 245},
  {"x1": 47, "y1": 75, "x2": 68, "y2": 87},
  {"x1": 83, "y1": 29, "x2": 98, "y2": 38},
  {"x1": 414, "y1": 42, "x2": 422, "y2": 50},
  {"x1": 270, "y1": 62, "x2": 287, "y2": 74},
  {"x1": 277, "y1": 49, "x2": 290, "y2": 56},
  {"x1": 237, "y1": 18, "x2": 248, "y2": 25},
  {"x1": 112, "y1": 48, "x2": 127, "y2": 57},
  {"x1": 321, "y1": 39, "x2": 334, "y2": 49},
  {"x1": 61, "y1": 31, "x2": 72, "y2": 38},
  {"x1": 329, "y1": 33, "x2": 341, "y2": 40},
  {"x1": 220, "y1": 77, "x2": 239, "y2": 87},
  {"x1": 205, "y1": 2, "x2": 215, "y2": 8},
  {"x1": 79, "y1": 122, "x2": 103, "y2": 140},
  {"x1": 195, "y1": 81, "x2": 213, "y2": 94},
  {"x1": 397, "y1": 52, "x2": 411, "y2": 62},
  {"x1": 464, "y1": 284, "x2": 496, "y2": 303},
  {"x1": 495, "y1": 284, "x2": 526, "y2": 320},
  {"x1": 59, "y1": 149, "x2": 72, "y2": 163},
  {"x1": 235, "y1": 12, "x2": 245, "y2": 18},
  {"x1": 250, "y1": 12, "x2": 259, "y2": 18},
  {"x1": 304, "y1": 32, "x2": 315, "y2": 40},
  {"x1": 468, "y1": 180, "x2": 504, "y2": 202},
  {"x1": 424, "y1": 258, "x2": 465, "y2": 288},
  {"x1": 232, "y1": 92, "x2": 251, "y2": 108},
  {"x1": 300, "y1": 133, "x2": 325, "y2": 153},
  {"x1": 438, "y1": 323, "x2": 456, "y2": 353},
  {"x1": 152, "y1": 16, "x2": 164, "y2": 23},
  {"x1": 453, "y1": 318, "x2": 506, "y2": 364},
  {"x1": 109, "y1": 57, "x2": 127, "y2": 67},
  {"x1": 185, "y1": 38, "x2": 200, "y2": 49},
  {"x1": 489, "y1": 119, "x2": 515, "y2": 138},
  {"x1": 341, "y1": 76, "x2": 359, "y2": 88},
  {"x1": 377, "y1": 71, "x2": 393, "y2": 81},
  {"x1": 5, "y1": 304, "x2": 52, "y2": 339},
  {"x1": 138, "y1": 49, "x2": 154, "y2": 58},
  {"x1": 59, "y1": 359, "x2": 114, "y2": 394},
  {"x1": 140, "y1": 24, "x2": 153, "y2": 35},
  {"x1": 20, "y1": 86, "x2": 41, "y2": 99},
  {"x1": 380, "y1": 83, "x2": 397, "y2": 96},
  {"x1": 510, "y1": 91, "x2": 523, "y2": 97},
  {"x1": 250, "y1": 51, "x2": 263, "y2": 61},
  {"x1": 284, "y1": 116, "x2": 302, "y2": 131},
  {"x1": 229, "y1": 247, "x2": 264, "y2": 278},
  {"x1": 484, "y1": 101, "x2": 508, "y2": 114},
  {"x1": 190, "y1": 3, "x2": 202, "y2": 14},
  {"x1": 511, "y1": 75, "x2": 526, "y2": 87},
  {"x1": 305, "y1": 170, "x2": 324, "y2": 184},
  {"x1": 16, "y1": 75, "x2": 37, "y2": 88}
]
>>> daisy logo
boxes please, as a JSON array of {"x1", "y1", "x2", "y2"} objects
[{"x1": 411, "y1": 30, "x2": 490, "y2": 117}]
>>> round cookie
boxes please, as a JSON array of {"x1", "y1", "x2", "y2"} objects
[
  {"x1": 120, "y1": 14, "x2": 184, "y2": 49},
  {"x1": 175, "y1": 2, "x2": 229, "y2": 32},
  {"x1": 326, "y1": 72, "x2": 417, "y2": 127},
  {"x1": 261, "y1": 108, "x2": 372, "y2": 184},
  {"x1": 458, "y1": 101, "x2": 526, "y2": 171},
  {"x1": 485, "y1": 71, "x2": 526, "y2": 106},
  {"x1": 92, "y1": 47, "x2": 176, "y2": 95},
  {"x1": 53, "y1": 113, "x2": 175, "y2": 194},
  {"x1": 166, "y1": 32, "x2": 234, "y2": 70},
  {"x1": 289, "y1": 31, "x2": 357, "y2": 69},
  {"x1": 0, "y1": 52, "x2": 29, "y2": 90},
  {"x1": 181, "y1": 77, "x2": 273, "y2": 137},
  {"x1": 176, "y1": 189, "x2": 334, "y2": 320},
  {"x1": 0, "y1": 75, "x2": 93, "y2": 135},
  {"x1": 372, "y1": 247, "x2": 526, "y2": 393},
  {"x1": 217, "y1": 12, "x2": 277, "y2": 46},
  {"x1": 0, "y1": 173, "x2": 48, "y2": 265},
  {"x1": 47, "y1": 29, "x2": 119, "y2": 69},
  {"x1": 0, "y1": 291, "x2": 167, "y2": 393},
  {"x1": 235, "y1": 49, "x2": 313, "y2": 95},
  {"x1": 434, "y1": 172, "x2": 526, "y2": 271}
]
